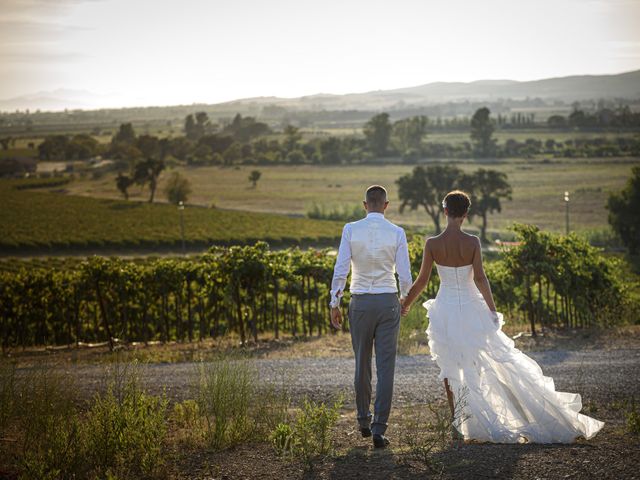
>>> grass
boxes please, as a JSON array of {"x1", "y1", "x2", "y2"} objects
[
  {"x1": 424, "y1": 129, "x2": 640, "y2": 145},
  {"x1": 0, "y1": 179, "x2": 342, "y2": 252},
  {"x1": 8, "y1": 324, "x2": 640, "y2": 370},
  {"x1": 0, "y1": 358, "x2": 169, "y2": 479},
  {"x1": 0, "y1": 355, "x2": 293, "y2": 479},
  {"x1": 626, "y1": 399, "x2": 640, "y2": 435},
  {"x1": 282, "y1": 395, "x2": 343, "y2": 470},
  {"x1": 65, "y1": 158, "x2": 639, "y2": 235}
]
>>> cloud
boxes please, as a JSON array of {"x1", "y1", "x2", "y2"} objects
[
  {"x1": 0, "y1": 0, "x2": 104, "y2": 16},
  {"x1": 0, "y1": 18, "x2": 90, "y2": 33},
  {"x1": 0, "y1": 50, "x2": 86, "y2": 64}
]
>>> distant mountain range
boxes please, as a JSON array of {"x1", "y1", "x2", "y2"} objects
[
  {"x1": 2, "y1": 70, "x2": 639, "y2": 113},
  {"x1": 0, "y1": 89, "x2": 121, "y2": 112}
]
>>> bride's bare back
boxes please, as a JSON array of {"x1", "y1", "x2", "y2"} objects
[
  {"x1": 427, "y1": 229, "x2": 478, "y2": 267},
  {"x1": 405, "y1": 226, "x2": 496, "y2": 314}
]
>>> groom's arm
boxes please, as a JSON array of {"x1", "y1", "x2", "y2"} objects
[
  {"x1": 329, "y1": 224, "x2": 352, "y2": 309},
  {"x1": 395, "y1": 228, "x2": 413, "y2": 301}
]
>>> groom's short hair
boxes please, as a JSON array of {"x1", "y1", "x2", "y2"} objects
[{"x1": 365, "y1": 185, "x2": 388, "y2": 209}]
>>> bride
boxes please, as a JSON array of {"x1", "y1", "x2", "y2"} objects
[{"x1": 400, "y1": 190, "x2": 604, "y2": 444}]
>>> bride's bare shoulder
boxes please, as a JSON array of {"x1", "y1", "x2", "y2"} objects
[
  {"x1": 461, "y1": 231, "x2": 481, "y2": 244},
  {"x1": 425, "y1": 234, "x2": 442, "y2": 248}
]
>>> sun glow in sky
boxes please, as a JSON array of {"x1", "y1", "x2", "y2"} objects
[{"x1": 1, "y1": 0, "x2": 639, "y2": 108}]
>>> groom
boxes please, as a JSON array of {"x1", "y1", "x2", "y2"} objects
[{"x1": 330, "y1": 185, "x2": 412, "y2": 448}]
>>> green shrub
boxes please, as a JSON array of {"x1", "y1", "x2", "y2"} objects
[
  {"x1": 307, "y1": 203, "x2": 363, "y2": 222},
  {"x1": 403, "y1": 388, "x2": 469, "y2": 469},
  {"x1": 398, "y1": 307, "x2": 428, "y2": 355},
  {"x1": 188, "y1": 360, "x2": 291, "y2": 450},
  {"x1": 194, "y1": 359, "x2": 256, "y2": 448},
  {"x1": 628, "y1": 399, "x2": 640, "y2": 435},
  {"x1": 172, "y1": 399, "x2": 204, "y2": 447},
  {"x1": 83, "y1": 362, "x2": 168, "y2": 479},
  {"x1": 13, "y1": 368, "x2": 85, "y2": 480},
  {"x1": 0, "y1": 362, "x2": 16, "y2": 432},
  {"x1": 271, "y1": 422, "x2": 294, "y2": 456},
  {"x1": 289, "y1": 396, "x2": 343, "y2": 470}
]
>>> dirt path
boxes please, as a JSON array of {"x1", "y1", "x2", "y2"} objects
[
  {"x1": 15, "y1": 347, "x2": 640, "y2": 479},
  {"x1": 37, "y1": 347, "x2": 639, "y2": 406}
]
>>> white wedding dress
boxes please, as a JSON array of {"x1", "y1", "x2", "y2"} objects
[{"x1": 424, "y1": 263, "x2": 604, "y2": 443}]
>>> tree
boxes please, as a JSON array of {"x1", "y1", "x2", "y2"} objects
[
  {"x1": 115, "y1": 173, "x2": 134, "y2": 200},
  {"x1": 396, "y1": 165, "x2": 462, "y2": 233},
  {"x1": 283, "y1": 125, "x2": 302, "y2": 153},
  {"x1": 248, "y1": 170, "x2": 262, "y2": 188},
  {"x1": 547, "y1": 115, "x2": 567, "y2": 128},
  {"x1": 191, "y1": 144, "x2": 211, "y2": 165},
  {"x1": 319, "y1": 137, "x2": 342, "y2": 164},
  {"x1": 38, "y1": 135, "x2": 68, "y2": 160},
  {"x1": 134, "y1": 158, "x2": 165, "y2": 203},
  {"x1": 462, "y1": 169, "x2": 512, "y2": 243},
  {"x1": 223, "y1": 114, "x2": 270, "y2": 142},
  {"x1": 184, "y1": 114, "x2": 197, "y2": 140},
  {"x1": 0, "y1": 137, "x2": 12, "y2": 150},
  {"x1": 393, "y1": 115, "x2": 428, "y2": 154},
  {"x1": 223, "y1": 142, "x2": 242, "y2": 165},
  {"x1": 184, "y1": 112, "x2": 210, "y2": 141},
  {"x1": 363, "y1": 113, "x2": 392, "y2": 157},
  {"x1": 112, "y1": 123, "x2": 136, "y2": 146},
  {"x1": 136, "y1": 135, "x2": 160, "y2": 159},
  {"x1": 470, "y1": 107, "x2": 496, "y2": 158},
  {"x1": 607, "y1": 166, "x2": 640, "y2": 254},
  {"x1": 164, "y1": 171, "x2": 192, "y2": 205},
  {"x1": 167, "y1": 137, "x2": 193, "y2": 161},
  {"x1": 67, "y1": 134, "x2": 100, "y2": 159}
]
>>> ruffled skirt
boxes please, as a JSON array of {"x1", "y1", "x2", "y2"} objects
[{"x1": 424, "y1": 296, "x2": 604, "y2": 443}]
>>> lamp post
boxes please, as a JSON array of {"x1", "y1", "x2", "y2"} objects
[
  {"x1": 178, "y1": 201, "x2": 185, "y2": 254},
  {"x1": 564, "y1": 191, "x2": 570, "y2": 235}
]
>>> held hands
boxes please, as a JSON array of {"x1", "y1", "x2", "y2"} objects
[
  {"x1": 400, "y1": 297, "x2": 411, "y2": 317},
  {"x1": 330, "y1": 307, "x2": 342, "y2": 330}
]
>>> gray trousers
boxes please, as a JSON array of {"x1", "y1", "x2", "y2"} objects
[{"x1": 348, "y1": 293, "x2": 400, "y2": 436}]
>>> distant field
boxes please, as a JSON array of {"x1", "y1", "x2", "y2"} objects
[
  {"x1": 66, "y1": 158, "x2": 639, "y2": 236},
  {"x1": 425, "y1": 130, "x2": 640, "y2": 145},
  {"x1": 0, "y1": 180, "x2": 342, "y2": 252}
]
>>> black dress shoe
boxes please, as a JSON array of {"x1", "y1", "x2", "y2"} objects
[
  {"x1": 360, "y1": 427, "x2": 372, "y2": 438},
  {"x1": 373, "y1": 434, "x2": 390, "y2": 448}
]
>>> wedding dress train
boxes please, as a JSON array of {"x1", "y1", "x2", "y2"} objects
[{"x1": 424, "y1": 264, "x2": 604, "y2": 443}]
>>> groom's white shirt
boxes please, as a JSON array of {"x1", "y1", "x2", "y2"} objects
[{"x1": 330, "y1": 212, "x2": 412, "y2": 308}]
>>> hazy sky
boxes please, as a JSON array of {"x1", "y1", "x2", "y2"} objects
[{"x1": 1, "y1": 0, "x2": 639, "y2": 107}]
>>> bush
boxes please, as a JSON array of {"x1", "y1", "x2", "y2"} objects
[
  {"x1": 192, "y1": 359, "x2": 290, "y2": 450},
  {"x1": 397, "y1": 306, "x2": 428, "y2": 355},
  {"x1": 271, "y1": 422, "x2": 294, "y2": 456},
  {"x1": 628, "y1": 399, "x2": 640, "y2": 435},
  {"x1": 9, "y1": 368, "x2": 84, "y2": 479},
  {"x1": 403, "y1": 388, "x2": 469, "y2": 469},
  {"x1": 82, "y1": 360, "x2": 168, "y2": 479},
  {"x1": 0, "y1": 362, "x2": 16, "y2": 432},
  {"x1": 280, "y1": 395, "x2": 343, "y2": 470},
  {"x1": 0, "y1": 361, "x2": 169, "y2": 480},
  {"x1": 164, "y1": 170, "x2": 192, "y2": 205},
  {"x1": 307, "y1": 203, "x2": 364, "y2": 222},
  {"x1": 607, "y1": 166, "x2": 640, "y2": 254}
]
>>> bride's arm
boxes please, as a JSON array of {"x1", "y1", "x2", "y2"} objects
[
  {"x1": 471, "y1": 237, "x2": 497, "y2": 312},
  {"x1": 401, "y1": 239, "x2": 434, "y2": 315}
]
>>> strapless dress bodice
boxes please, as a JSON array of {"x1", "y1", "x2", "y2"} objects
[{"x1": 434, "y1": 264, "x2": 483, "y2": 305}]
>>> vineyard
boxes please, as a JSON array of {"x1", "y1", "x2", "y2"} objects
[
  {"x1": 0, "y1": 225, "x2": 636, "y2": 350},
  {"x1": 0, "y1": 178, "x2": 342, "y2": 252}
]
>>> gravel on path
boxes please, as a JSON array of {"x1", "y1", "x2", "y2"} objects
[{"x1": 26, "y1": 347, "x2": 640, "y2": 408}]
